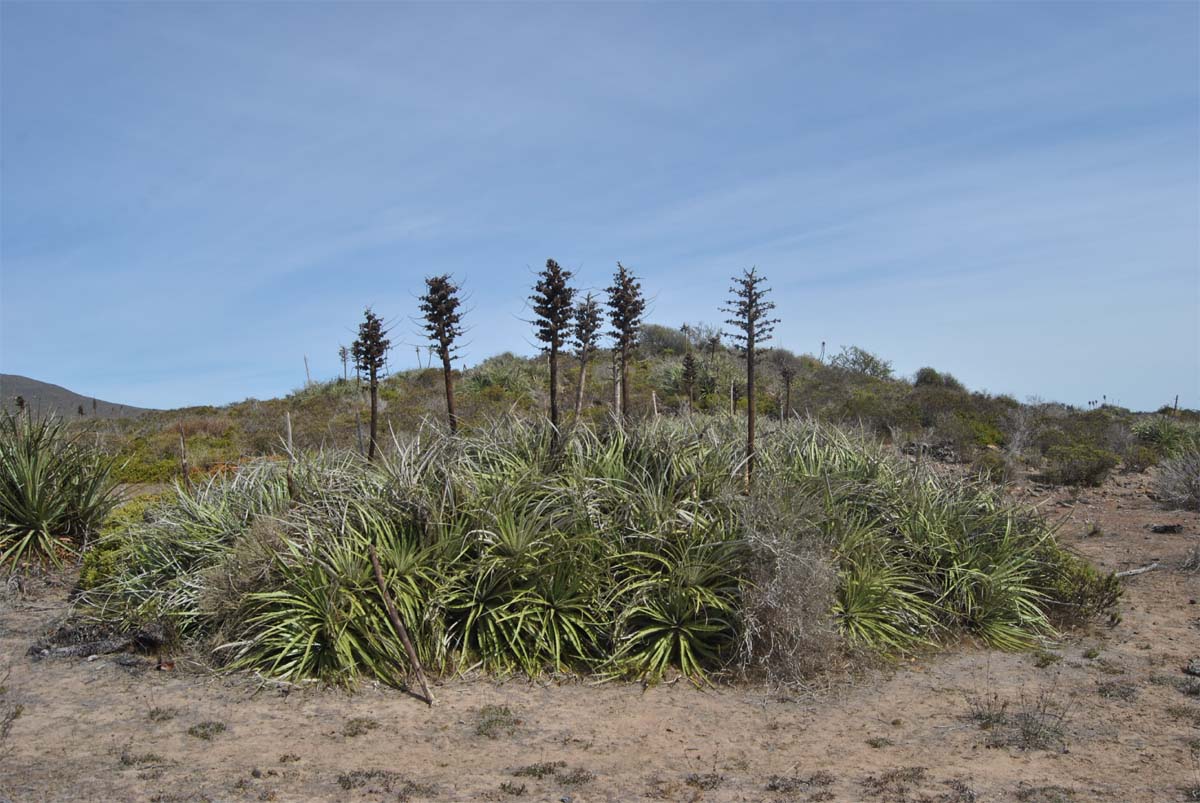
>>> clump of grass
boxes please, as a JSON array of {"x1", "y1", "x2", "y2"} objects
[
  {"x1": 560, "y1": 768, "x2": 594, "y2": 786},
  {"x1": 866, "y1": 736, "x2": 894, "y2": 748},
  {"x1": 861, "y1": 767, "x2": 927, "y2": 798},
  {"x1": 1152, "y1": 674, "x2": 1200, "y2": 697},
  {"x1": 684, "y1": 772, "x2": 723, "y2": 790},
  {"x1": 1097, "y1": 681, "x2": 1138, "y2": 701},
  {"x1": 147, "y1": 707, "x2": 175, "y2": 722},
  {"x1": 342, "y1": 717, "x2": 379, "y2": 737},
  {"x1": 1014, "y1": 785, "x2": 1077, "y2": 802},
  {"x1": 1033, "y1": 650, "x2": 1062, "y2": 668},
  {"x1": 766, "y1": 772, "x2": 835, "y2": 793},
  {"x1": 1166, "y1": 705, "x2": 1200, "y2": 727},
  {"x1": 186, "y1": 721, "x2": 226, "y2": 740},
  {"x1": 476, "y1": 704, "x2": 519, "y2": 739},
  {"x1": 967, "y1": 687, "x2": 1070, "y2": 751},
  {"x1": 278, "y1": 753, "x2": 300, "y2": 764},
  {"x1": 0, "y1": 411, "x2": 121, "y2": 569},
  {"x1": 1082, "y1": 647, "x2": 1100, "y2": 660},
  {"x1": 498, "y1": 781, "x2": 526, "y2": 796},
  {"x1": 512, "y1": 762, "x2": 565, "y2": 779},
  {"x1": 119, "y1": 748, "x2": 164, "y2": 767},
  {"x1": 336, "y1": 768, "x2": 434, "y2": 796}
]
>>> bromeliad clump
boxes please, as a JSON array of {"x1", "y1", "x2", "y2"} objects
[{"x1": 75, "y1": 417, "x2": 1120, "y2": 686}]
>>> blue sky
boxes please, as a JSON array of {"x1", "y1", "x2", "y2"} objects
[{"x1": 1, "y1": 1, "x2": 1197, "y2": 411}]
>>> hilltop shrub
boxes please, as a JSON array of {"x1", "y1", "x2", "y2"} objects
[
  {"x1": 1044, "y1": 444, "x2": 1119, "y2": 487},
  {"x1": 914, "y1": 367, "x2": 965, "y2": 392},
  {"x1": 0, "y1": 412, "x2": 121, "y2": 570}
]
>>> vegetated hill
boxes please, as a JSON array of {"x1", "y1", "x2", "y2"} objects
[
  {"x1": 0, "y1": 374, "x2": 155, "y2": 419},
  {"x1": 95, "y1": 320, "x2": 1198, "y2": 487}
]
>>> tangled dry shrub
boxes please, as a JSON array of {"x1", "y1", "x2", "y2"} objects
[
  {"x1": 1155, "y1": 447, "x2": 1200, "y2": 511},
  {"x1": 737, "y1": 487, "x2": 842, "y2": 684}
]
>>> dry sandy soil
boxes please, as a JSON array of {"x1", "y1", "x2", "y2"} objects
[{"x1": 1, "y1": 472, "x2": 1197, "y2": 802}]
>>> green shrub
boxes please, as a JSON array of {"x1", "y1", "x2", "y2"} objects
[
  {"x1": 1132, "y1": 416, "x2": 1200, "y2": 457},
  {"x1": 78, "y1": 491, "x2": 172, "y2": 590},
  {"x1": 1121, "y1": 445, "x2": 1159, "y2": 473},
  {"x1": 1044, "y1": 444, "x2": 1119, "y2": 487},
  {"x1": 1037, "y1": 546, "x2": 1121, "y2": 625},
  {"x1": 0, "y1": 412, "x2": 121, "y2": 569},
  {"x1": 972, "y1": 449, "x2": 1011, "y2": 483}
]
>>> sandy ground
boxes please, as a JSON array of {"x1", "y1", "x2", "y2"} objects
[{"x1": 1, "y1": 472, "x2": 1197, "y2": 802}]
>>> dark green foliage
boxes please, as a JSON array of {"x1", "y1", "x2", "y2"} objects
[
  {"x1": 914, "y1": 367, "x2": 965, "y2": 391},
  {"x1": 1036, "y1": 545, "x2": 1122, "y2": 626},
  {"x1": 639, "y1": 324, "x2": 690, "y2": 357},
  {"x1": 0, "y1": 411, "x2": 121, "y2": 569},
  {"x1": 78, "y1": 491, "x2": 171, "y2": 589},
  {"x1": 1045, "y1": 444, "x2": 1120, "y2": 486},
  {"x1": 830, "y1": 345, "x2": 893, "y2": 379},
  {"x1": 972, "y1": 449, "x2": 1011, "y2": 483}
]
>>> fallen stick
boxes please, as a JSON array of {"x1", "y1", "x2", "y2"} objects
[
  {"x1": 368, "y1": 544, "x2": 434, "y2": 706},
  {"x1": 1115, "y1": 562, "x2": 1160, "y2": 579}
]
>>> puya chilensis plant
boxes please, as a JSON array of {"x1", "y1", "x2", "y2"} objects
[
  {"x1": 351, "y1": 308, "x2": 391, "y2": 462},
  {"x1": 572, "y1": 292, "x2": 603, "y2": 419},
  {"x1": 77, "y1": 418, "x2": 1119, "y2": 687},
  {"x1": 605, "y1": 263, "x2": 646, "y2": 421},
  {"x1": 721, "y1": 267, "x2": 779, "y2": 490},
  {"x1": 0, "y1": 411, "x2": 120, "y2": 570},
  {"x1": 529, "y1": 259, "x2": 575, "y2": 434},
  {"x1": 419, "y1": 274, "x2": 466, "y2": 434}
]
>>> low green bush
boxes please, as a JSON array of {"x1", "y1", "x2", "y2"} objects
[
  {"x1": 972, "y1": 449, "x2": 1011, "y2": 483},
  {"x1": 78, "y1": 491, "x2": 173, "y2": 590},
  {"x1": 1121, "y1": 444, "x2": 1159, "y2": 473},
  {"x1": 1036, "y1": 545, "x2": 1122, "y2": 625},
  {"x1": 1045, "y1": 444, "x2": 1119, "y2": 487}
]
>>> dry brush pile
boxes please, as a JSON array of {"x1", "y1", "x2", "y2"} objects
[{"x1": 54, "y1": 417, "x2": 1119, "y2": 686}]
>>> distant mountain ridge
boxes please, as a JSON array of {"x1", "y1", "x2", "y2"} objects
[{"x1": 0, "y1": 374, "x2": 156, "y2": 419}]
